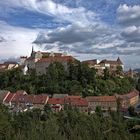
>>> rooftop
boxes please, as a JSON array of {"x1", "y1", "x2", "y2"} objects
[
  {"x1": 36, "y1": 56, "x2": 76, "y2": 63},
  {"x1": 86, "y1": 96, "x2": 117, "y2": 102},
  {"x1": 48, "y1": 98, "x2": 65, "y2": 105}
]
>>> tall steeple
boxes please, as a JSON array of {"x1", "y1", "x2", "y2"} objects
[
  {"x1": 32, "y1": 45, "x2": 34, "y2": 54},
  {"x1": 31, "y1": 45, "x2": 34, "y2": 57}
]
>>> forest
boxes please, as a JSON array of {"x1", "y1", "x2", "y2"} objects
[
  {"x1": 0, "y1": 61, "x2": 139, "y2": 96},
  {"x1": 1, "y1": 103, "x2": 140, "y2": 140}
]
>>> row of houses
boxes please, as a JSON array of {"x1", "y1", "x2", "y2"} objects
[{"x1": 0, "y1": 90, "x2": 139, "y2": 113}]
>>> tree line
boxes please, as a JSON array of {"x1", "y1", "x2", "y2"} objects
[
  {"x1": 0, "y1": 103, "x2": 140, "y2": 140},
  {"x1": 0, "y1": 61, "x2": 137, "y2": 96}
]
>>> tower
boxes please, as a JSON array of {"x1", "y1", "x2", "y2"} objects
[{"x1": 31, "y1": 45, "x2": 35, "y2": 58}]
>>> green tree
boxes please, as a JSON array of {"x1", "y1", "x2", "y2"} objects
[{"x1": 103, "y1": 67, "x2": 110, "y2": 80}]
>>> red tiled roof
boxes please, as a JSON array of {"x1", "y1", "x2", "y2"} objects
[
  {"x1": 11, "y1": 93, "x2": 48, "y2": 105},
  {"x1": 64, "y1": 96, "x2": 81, "y2": 103},
  {"x1": 36, "y1": 56, "x2": 76, "y2": 63},
  {"x1": 4, "y1": 93, "x2": 15, "y2": 103},
  {"x1": 65, "y1": 96, "x2": 81, "y2": 99},
  {"x1": 33, "y1": 95, "x2": 48, "y2": 104},
  {"x1": 64, "y1": 96, "x2": 88, "y2": 107},
  {"x1": 69, "y1": 98, "x2": 88, "y2": 107},
  {"x1": 11, "y1": 93, "x2": 24, "y2": 103},
  {"x1": 86, "y1": 96, "x2": 117, "y2": 102},
  {"x1": 119, "y1": 90, "x2": 139, "y2": 100},
  {"x1": 11, "y1": 91, "x2": 27, "y2": 103},
  {"x1": 48, "y1": 98, "x2": 64, "y2": 105}
]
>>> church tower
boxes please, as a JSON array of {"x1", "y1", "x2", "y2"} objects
[{"x1": 31, "y1": 45, "x2": 35, "y2": 58}]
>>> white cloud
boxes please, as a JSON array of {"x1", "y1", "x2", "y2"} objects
[
  {"x1": 0, "y1": 21, "x2": 38, "y2": 59},
  {"x1": 0, "y1": 0, "x2": 98, "y2": 27},
  {"x1": 0, "y1": 1, "x2": 140, "y2": 69},
  {"x1": 121, "y1": 26, "x2": 140, "y2": 42},
  {"x1": 117, "y1": 4, "x2": 140, "y2": 26},
  {"x1": 117, "y1": 4, "x2": 140, "y2": 52},
  {"x1": 34, "y1": 23, "x2": 125, "y2": 55}
]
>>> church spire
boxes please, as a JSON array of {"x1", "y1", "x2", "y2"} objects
[
  {"x1": 32, "y1": 45, "x2": 34, "y2": 54},
  {"x1": 31, "y1": 45, "x2": 35, "y2": 57}
]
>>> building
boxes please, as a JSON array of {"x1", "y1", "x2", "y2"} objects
[
  {"x1": 82, "y1": 57, "x2": 124, "y2": 75},
  {"x1": 0, "y1": 62, "x2": 19, "y2": 72},
  {"x1": 35, "y1": 56, "x2": 76, "y2": 75},
  {"x1": 48, "y1": 98, "x2": 65, "y2": 112},
  {"x1": 125, "y1": 68, "x2": 135, "y2": 78},
  {"x1": 65, "y1": 96, "x2": 88, "y2": 112},
  {"x1": 20, "y1": 56, "x2": 27, "y2": 65},
  {"x1": 48, "y1": 96, "x2": 88, "y2": 113},
  {"x1": 118, "y1": 90, "x2": 139, "y2": 109},
  {"x1": 1, "y1": 90, "x2": 49, "y2": 110},
  {"x1": 99, "y1": 57, "x2": 124, "y2": 71},
  {"x1": 21, "y1": 47, "x2": 78, "y2": 75},
  {"x1": 86, "y1": 96, "x2": 117, "y2": 111},
  {"x1": 82, "y1": 59, "x2": 100, "y2": 68}
]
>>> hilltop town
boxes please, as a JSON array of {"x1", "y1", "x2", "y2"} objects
[
  {"x1": 0, "y1": 48, "x2": 139, "y2": 113},
  {"x1": 0, "y1": 48, "x2": 140, "y2": 140},
  {"x1": 0, "y1": 47, "x2": 136, "y2": 77}
]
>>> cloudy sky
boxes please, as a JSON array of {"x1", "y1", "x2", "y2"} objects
[{"x1": 0, "y1": 0, "x2": 140, "y2": 69}]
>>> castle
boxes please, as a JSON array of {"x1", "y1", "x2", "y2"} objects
[
  {"x1": 20, "y1": 47, "x2": 77, "y2": 75},
  {"x1": 20, "y1": 47, "x2": 124, "y2": 75}
]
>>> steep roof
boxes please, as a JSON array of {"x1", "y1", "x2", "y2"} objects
[
  {"x1": 117, "y1": 57, "x2": 123, "y2": 65},
  {"x1": 11, "y1": 94, "x2": 48, "y2": 105},
  {"x1": 99, "y1": 59, "x2": 117, "y2": 65},
  {"x1": 33, "y1": 95, "x2": 48, "y2": 104},
  {"x1": 4, "y1": 93, "x2": 15, "y2": 103},
  {"x1": 99, "y1": 57, "x2": 123, "y2": 65}
]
